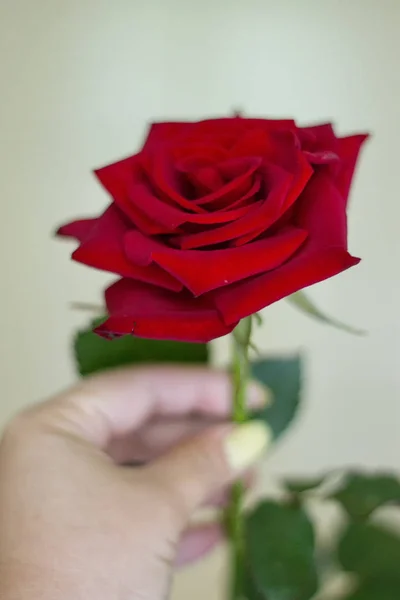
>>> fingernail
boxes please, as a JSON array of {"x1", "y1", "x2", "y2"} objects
[{"x1": 224, "y1": 421, "x2": 271, "y2": 473}]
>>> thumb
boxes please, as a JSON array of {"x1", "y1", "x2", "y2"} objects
[{"x1": 146, "y1": 421, "x2": 271, "y2": 522}]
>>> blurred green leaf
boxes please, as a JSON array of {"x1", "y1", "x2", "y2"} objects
[
  {"x1": 338, "y1": 522, "x2": 400, "y2": 581},
  {"x1": 244, "y1": 566, "x2": 268, "y2": 600},
  {"x1": 251, "y1": 356, "x2": 302, "y2": 439},
  {"x1": 284, "y1": 475, "x2": 327, "y2": 495},
  {"x1": 246, "y1": 501, "x2": 319, "y2": 600},
  {"x1": 287, "y1": 290, "x2": 365, "y2": 335},
  {"x1": 74, "y1": 317, "x2": 209, "y2": 376},
  {"x1": 330, "y1": 472, "x2": 400, "y2": 519},
  {"x1": 342, "y1": 579, "x2": 400, "y2": 600}
]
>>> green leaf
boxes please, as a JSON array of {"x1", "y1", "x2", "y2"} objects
[
  {"x1": 244, "y1": 567, "x2": 268, "y2": 600},
  {"x1": 342, "y1": 579, "x2": 400, "y2": 600},
  {"x1": 74, "y1": 317, "x2": 209, "y2": 376},
  {"x1": 287, "y1": 290, "x2": 365, "y2": 335},
  {"x1": 330, "y1": 472, "x2": 400, "y2": 519},
  {"x1": 246, "y1": 501, "x2": 319, "y2": 600},
  {"x1": 251, "y1": 356, "x2": 302, "y2": 439},
  {"x1": 284, "y1": 475, "x2": 327, "y2": 495},
  {"x1": 338, "y1": 521, "x2": 400, "y2": 581}
]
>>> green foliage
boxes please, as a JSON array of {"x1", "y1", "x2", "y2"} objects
[
  {"x1": 284, "y1": 475, "x2": 327, "y2": 495},
  {"x1": 74, "y1": 318, "x2": 209, "y2": 376},
  {"x1": 251, "y1": 356, "x2": 302, "y2": 440},
  {"x1": 342, "y1": 579, "x2": 400, "y2": 600},
  {"x1": 338, "y1": 521, "x2": 400, "y2": 581},
  {"x1": 246, "y1": 501, "x2": 319, "y2": 600},
  {"x1": 331, "y1": 472, "x2": 400, "y2": 519},
  {"x1": 287, "y1": 290, "x2": 364, "y2": 335},
  {"x1": 244, "y1": 566, "x2": 267, "y2": 600}
]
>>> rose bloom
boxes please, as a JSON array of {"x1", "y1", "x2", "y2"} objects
[{"x1": 58, "y1": 117, "x2": 368, "y2": 342}]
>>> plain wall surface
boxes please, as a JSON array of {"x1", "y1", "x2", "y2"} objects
[{"x1": 0, "y1": 1, "x2": 399, "y2": 598}]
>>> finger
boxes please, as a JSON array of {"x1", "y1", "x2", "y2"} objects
[
  {"x1": 204, "y1": 471, "x2": 254, "y2": 508},
  {"x1": 175, "y1": 523, "x2": 223, "y2": 567},
  {"x1": 146, "y1": 421, "x2": 271, "y2": 523},
  {"x1": 42, "y1": 367, "x2": 266, "y2": 450},
  {"x1": 108, "y1": 416, "x2": 214, "y2": 464}
]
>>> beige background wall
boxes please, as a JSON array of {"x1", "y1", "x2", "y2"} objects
[{"x1": 0, "y1": 1, "x2": 399, "y2": 598}]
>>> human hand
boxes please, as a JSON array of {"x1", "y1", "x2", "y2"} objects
[{"x1": 0, "y1": 367, "x2": 270, "y2": 600}]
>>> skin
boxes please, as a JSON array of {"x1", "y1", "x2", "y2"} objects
[{"x1": 0, "y1": 367, "x2": 265, "y2": 600}]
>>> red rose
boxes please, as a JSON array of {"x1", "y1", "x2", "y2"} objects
[{"x1": 58, "y1": 117, "x2": 367, "y2": 343}]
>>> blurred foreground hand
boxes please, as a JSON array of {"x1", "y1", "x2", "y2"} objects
[{"x1": 0, "y1": 367, "x2": 269, "y2": 600}]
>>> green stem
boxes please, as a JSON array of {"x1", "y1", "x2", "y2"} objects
[{"x1": 227, "y1": 316, "x2": 253, "y2": 600}]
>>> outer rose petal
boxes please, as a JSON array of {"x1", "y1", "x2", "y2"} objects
[
  {"x1": 62, "y1": 205, "x2": 182, "y2": 291},
  {"x1": 57, "y1": 218, "x2": 97, "y2": 242},
  {"x1": 144, "y1": 118, "x2": 297, "y2": 151},
  {"x1": 215, "y1": 246, "x2": 360, "y2": 324},
  {"x1": 294, "y1": 173, "x2": 348, "y2": 248},
  {"x1": 95, "y1": 158, "x2": 166, "y2": 235},
  {"x1": 95, "y1": 279, "x2": 236, "y2": 343},
  {"x1": 143, "y1": 122, "x2": 192, "y2": 149},
  {"x1": 336, "y1": 134, "x2": 369, "y2": 204},
  {"x1": 124, "y1": 227, "x2": 308, "y2": 296},
  {"x1": 300, "y1": 123, "x2": 339, "y2": 151}
]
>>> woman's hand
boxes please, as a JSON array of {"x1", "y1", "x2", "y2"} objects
[{"x1": 0, "y1": 367, "x2": 269, "y2": 600}]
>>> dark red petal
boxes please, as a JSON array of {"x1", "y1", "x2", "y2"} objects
[
  {"x1": 295, "y1": 173, "x2": 348, "y2": 248},
  {"x1": 176, "y1": 155, "x2": 225, "y2": 195},
  {"x1": 128, "y1": 181, "x2": 253, "y2": 229},
  {"x1": 176, "y1": 165, "x2": 291, "y2": 249},
  {"x1": 149, "y1": 152, "x2": 206, "y2": 214},
  {"x1": 215, "y1": 170, "x2": 361, "y2": 323},
  {"x1": 94, "y1": 157, "x2": 166, "y2": 235},
  {"x1": 229, "y1": 154, "x2": 312, "y2": 248},
  {"x1": 336, "y1": 134, "x2": 369, "y2": 204},
  {"x1": 242, "y1": 118, "x2": 297, "y2": 131},
  {"x1": 189, "y1": 157, "x2": 262, "y2": 208},
  {"x1": 69, "y1": 206, "x2": 182, "y2": 291},
  {"x1": 303, "y1": 150, "x2": 340, "y2": 164},
  {"x1": 299, "y1": 123, "x2": 339, "y2": 152},
  {"x1": 95, "y1": 155, "x2": 136, "y2": 202},
  {"x1": 281, "y1": 150, "x2": 313, "y2": 212},
  {"x1": 215, "y1": 246, "x2": 360, "y2": 324},
  {"x1": 96, "y1": 279, "x2": 235, "y2": 343},
  {"x1": 143, "y1": 121, "x2": 195, "y2": 149},
  {"x1": 56, "y1": 218, "x2": 97, "y2": 242},
  {"x1": 124, "y1": 227, "x2": 308, "y2": 296}
]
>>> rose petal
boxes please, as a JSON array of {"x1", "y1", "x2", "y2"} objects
[
  {"x1": 303, "y1": 150, "x2": 340, "y2": 164},
  {"x1": 128, "y1": 181, "x2": 253, "y2": 230},
  {"x1": 299, "y1": 123, "x2": 339, "y2": 153},
  {"x1": 295, "y1": 173, "x2": 348, "y2": 248},
  {"x1": 95, "y1": 157, "x2": 166, "y2": 235},
  {"x1": 277, "y1": 150, "x2": 314, "y2": 214},
  {"x1": 336, "y1": 134, "x2": 369, "y2": 204},
  {"x1": 194, "y1": 157, "x2": 262, "y2": 207},
  {"x1": 143, "y1": 121, "x2": 193, "y2": 149},
  {"x1": 176, "y1": 155, "x2": 225, "y2": 195},
  {"x1": 176, "y1": 164, "x2": 291, "y2": 249},
  {"x1": 215, "y1": 171, "x2": 360, "y2": 323},
  {"x1": 215, "y1": 246, "x2": 360, "y2": 324},
  {"x1": 124, "y1": 227, "x2": 308, "y2": 296},
  {"x1": 56, "y1": 218, "x2": 97, "y2": 242},
  {"x1": 147, "y1": 151, "x2": 206, "y2": 213},
  {"x1": 68, "y1": 206, "x2": 182, "y2": 291},
  {"x1": 96, "y1": 279, "x2": 235, "y2": 343}
]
